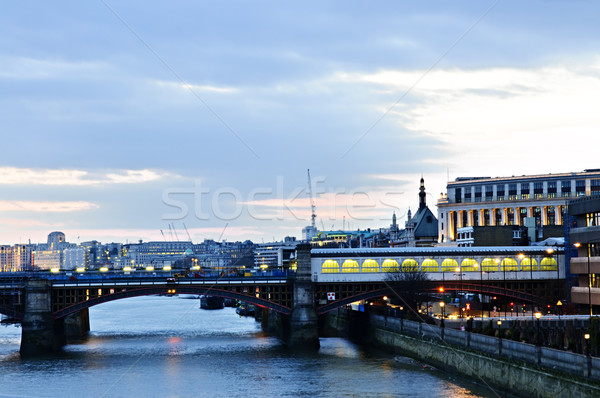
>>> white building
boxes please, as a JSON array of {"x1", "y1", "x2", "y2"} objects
[{"x1": 437, "y1": 169, "x2": 600, "y2": 244}]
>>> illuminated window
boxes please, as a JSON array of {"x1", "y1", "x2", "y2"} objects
[
  {"x1": 461, "y1": 258, "x2": 478, "y2": 271},
  {"x1": 362, "y1": 259, "x2": 380, "y2": 273},
  {"x1": 540, "y1": 257, "x2": 557, "y2": 271},
  {"x1": 519, "y1": 256, "x2": 538, "y2": 271},
  {"x1": 401, "y1": 259, "x2": 418, "y2": 272},
  {"x1": 501, "y1": 258, "x2": 518, "y2": 271},
  {"x1": 382, "y1": 259, "x2": 399, "y2": 272},
  {"x1": 441, "y1": 258, "x2": 458, "y2": 272},
  {"x1": 481, "y1": 258, "x2": 498, "y2": 272},
  {"x1": 322, "y1": 260, "x2": 340, "y2": 273},
  {"x1": 342, "y1": 259, "x2": 360, "y2": 273},
  {"x1": 421, "y1": 258, "x2": 439, "y2": 272}
]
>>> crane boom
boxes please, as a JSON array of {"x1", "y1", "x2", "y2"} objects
[
  {"x1": 307, "y1": 169, "x2": 316, "y2": 229},
  {"x1": 183, "y1": 222, "x2": 192, "y2": 242}
]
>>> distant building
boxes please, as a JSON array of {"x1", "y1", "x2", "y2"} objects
[
  {"x1": 437, "y1": 169, "x2": 600, "y2": 245},
  {"x1": 254, "y1": 237, "x2": 298, "y2": 269}
]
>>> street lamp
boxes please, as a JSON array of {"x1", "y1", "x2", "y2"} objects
[
  {"x1": 585, "y1": 333, "x2": 591, "y2": 356},
  {"x1": 474, "y1": 263, "x2": 483, "y2": 318},
  {"x1": 535, "y1": 312, "x2": 542, "y2": 346},
  {"x1": 519, "y1": 252, "x2": 535, "y2": 320},
  {"x1": 575, "y1": 242, "x2": 592, "y2": 316},
  {"x1": 547, "y1": 247, "x2": 560, "y2": 308},
  {"x1": 440, "y1": 301, "x2": 445, "y2": 318},
  {"x1": 455, "y1": 267, "x2": 463, "y2": 318}
]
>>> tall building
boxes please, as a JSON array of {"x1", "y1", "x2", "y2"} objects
[{"x1": 437, "y1": 169, "x2": 600, "y2": 245}]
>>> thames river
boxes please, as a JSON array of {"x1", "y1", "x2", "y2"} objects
[{"x1": 0, "y1": 296, "x2": 500, "y2": 397}]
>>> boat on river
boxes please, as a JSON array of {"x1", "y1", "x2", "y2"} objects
[{"x1": 200, "y1": 295, "x2": 224, "y2": 310}]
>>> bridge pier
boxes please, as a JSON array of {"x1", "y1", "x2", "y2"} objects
[
  {"x1": 288, "y1": 244, "x2": 319, "y2": 350},
  {"x1": 20, "y1": 280, "x2": 65, "y2": 357},
  {"x1": 64, "y1": 308, "x2": 90, "y2": 341}
]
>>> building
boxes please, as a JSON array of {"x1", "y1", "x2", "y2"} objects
[
  {"x1": 254, "y1": 237, "x2": 298, "y2": 270},
  {"x1": 124, "y1": 240, "x2": 193, "y2": 268},
  {"x1": 394, "y1": 177, "x2": 438, "y2": 247},
  {"x1": 437, "y1": 169, "x2": 600, "y2": 245},
  {"x1": 568, "y1": 194, "x2": 600, "y2": 314}
]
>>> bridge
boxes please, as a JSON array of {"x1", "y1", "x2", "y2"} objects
[{"x1": 0, "y1": 244, "x2": 565, "y2": 356}]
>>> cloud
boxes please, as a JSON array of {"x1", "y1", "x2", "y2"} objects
[
  {"x1": 338, "y1": 59, "x2": 600, "y2": 176},
  {"x1": 0, "y1": 200, "x2": 98, "y2": 213},
  {"x1": 0, "y1": 167, "x2": 171, "y2": 186}
]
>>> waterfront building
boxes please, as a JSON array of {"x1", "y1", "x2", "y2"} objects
[
  {"x1": 437, "y1": 169, "x2": 600, "y2": 246},
  {"x1": 568, "y1": 194, "x2": 600, "y2": 314},
  {"x1": 62, "y1": 247, "x2": 85, "y2": 269},
  {"x1": 124, "y1": 240, "x2": 193, "y2": 268},
  {"x1": 254, "y1": 237, "x2": 298, "y2": 270},
  {"x1": 33, "y1": 249, "x2": 62, "y2": 270}
]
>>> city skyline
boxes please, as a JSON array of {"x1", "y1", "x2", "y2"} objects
[{"x1": 2, "y1": 1, "x2": 600, "y2": 244}]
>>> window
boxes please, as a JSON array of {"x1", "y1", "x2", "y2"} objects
[
  {"x1": 421, "y1": 259, "x2": 439, "y2": 272},
  {"x1": 576, "y1": 180, "x2": 586, "y2": 196},
  {"x1": 481, "y1": 258, "x2": 499, "y2": 271},
  {"x1": 361, "y1": 259, "x2": 380, "y2": 272},
  {"x1": 500, "y1": 258, "x2": 518, "y2": 271},
  {"x1": 519, "y1": 256, "x2": 538, "y2": 271},
  {"x1": 342, "y1": 259, "x2": 359, "y2": 273},
  {"x1": 381, "y1": 259, "x2": 398, "y2": 272},
  {"x1": 592, "y1": 179, "x2": 600, "y2": 192},
  {"x1": 441, "y1": 258, "x2": 459, "y2": 272},
  {"x1": 461, "y1": 258, "x2": 478, "y2": 272},
  {"x1": 464, "y1": 187, "x2": 472, "y2": 202},
  {"x1": 540, "y1": 257, "x2": 558, "y2": 271},
  {"x1": 455, "y1": 188, "x2": 462, "y2": 203},
  {"x1": 401, "y1": 259, "x2": 418, "y2": 272},
  {"x1": 561, "y1": 180, "x2": 571, "y2": 197},
  {"x1": 587, "y1": 212, "x2": 600, "y2": 227},
  {"x1": 485, "y1": 186, "x2": 493, "y2": 199},
  {"x1": 496, "y1": 185, "x2": 505, "y2": 199},
  {"x1": 322, "y1": 260, "x2": 340, "y2": 273}
]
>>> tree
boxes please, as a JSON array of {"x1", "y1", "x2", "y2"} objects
[{"x1": 384, "y1": 262, "x2": 430, "y2": 320}]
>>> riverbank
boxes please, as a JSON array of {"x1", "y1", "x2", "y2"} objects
[{"x1": 322, "y1": 309, "x2": 600, "y2": 398}]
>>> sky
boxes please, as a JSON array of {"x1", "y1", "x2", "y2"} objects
[{"x1": 1, "y1": 1, "x2": 600, "y2": 245}]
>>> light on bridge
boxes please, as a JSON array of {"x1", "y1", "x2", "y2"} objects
[
  {"x1": 50, "y1": 268, "x2": 60, "y2": 273},
  {"x1": 99, "y1": 267, "x2": 109, "y2": 272}
]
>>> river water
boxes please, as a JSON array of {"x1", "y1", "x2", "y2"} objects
[{"x1": 0, "y1": 296, "x2": 500, "y2": 398}]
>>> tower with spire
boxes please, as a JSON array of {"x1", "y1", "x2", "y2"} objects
[{"x1": 395, "y1": 177, "x2": 438, "y2": 247}]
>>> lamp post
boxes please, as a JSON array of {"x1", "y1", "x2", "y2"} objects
[
  {"x1": 455, "y1": 267, "x2": 463, "y2": 318},
  {"x1": 475, "y1": 263, "x2": 483, "y2": 318},
  {"x1": 575, "y1": 242, "x2": 592, "y2": 316},
  {"x1": 585, "y1": 333, "x2": 591, "y2": 356},
  {"x1": 535, "y1": 312, "x2": 542, "y2": 346},
  {"x1": 547, "y1": 247, "x2": 560, "y2": 308}
]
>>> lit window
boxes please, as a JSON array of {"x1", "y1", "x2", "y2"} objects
[
  {"x1": 362, "y1": 259, "x2": 380, "y2": 272},
  {"x1": 421, "y1": 258, "x2": 439, "y2": 272},
  {"x1": 342, "y1": 259, "x2": 360, "y2": 273},
  {"x1": 401, "y1": 259, "x2": 418, "y2": 272},
  {"x1": 322, "y1": 260, "x2": 340, "y2": 273},
  {"x1": 441, "y1": 258, "x2": 458, "y2": 272},
  {"x1": 382, "y1": 259, "x2": 399, "y2": 272}
]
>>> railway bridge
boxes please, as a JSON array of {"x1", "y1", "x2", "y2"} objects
[{"x1": 0, "y1": 244, "x2": 564, "y2": 356}]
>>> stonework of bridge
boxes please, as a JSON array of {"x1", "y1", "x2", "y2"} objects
[{"x1": 0, "y1": 244, "x2": 565, "y2": 356}]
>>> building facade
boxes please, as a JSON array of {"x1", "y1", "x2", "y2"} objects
[
  {"x1": 437, "y1": 169, "x2": 600, "y2": 245},
  {"x1": 568, "y1": 194, "x2": 600, "y2": 314}
]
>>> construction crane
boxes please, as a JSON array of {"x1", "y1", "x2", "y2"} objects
[
  {"x1": 307, "y1": 169, "x2": 317, "y2": 231},
  {"x1": 183, "y1": 223, "x2": 193, "y2": 242}
]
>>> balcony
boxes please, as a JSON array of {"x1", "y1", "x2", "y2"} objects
[
  {"x1": 570, "y1": 256, "x2": 600, "y2": 274},
  {"x1": 571, "y1": 287, "x2": 600, "y2": 306}
]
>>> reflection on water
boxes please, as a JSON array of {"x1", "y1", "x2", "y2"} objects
[{"x1": 0, "y1": 296, "x2": 498, "y2": 398}]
